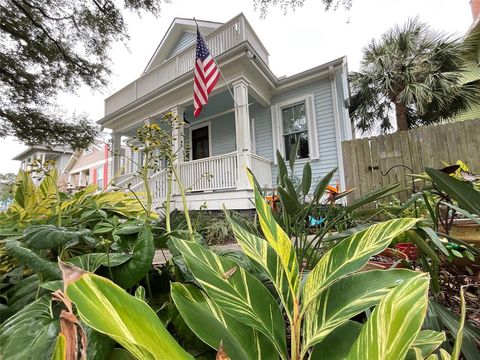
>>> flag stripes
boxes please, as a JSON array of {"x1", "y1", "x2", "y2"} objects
[{"x1": 193, "y1": 29, "x2": 220, "y2": 118}]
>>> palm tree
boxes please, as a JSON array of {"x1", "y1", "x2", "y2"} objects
[{"x1": 349, "y1": 18, "x2": 479, "y2": 132}]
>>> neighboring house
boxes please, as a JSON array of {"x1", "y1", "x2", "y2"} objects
[
  {"x1": 455, "y1": 0, "x2": 480, "y2": 121},
  {"x1": 12, "y1": 146, "x2": 73, "y2": 187},
  {"x1": 98, "y1": 14, "x2": 352, "y2": 210},
  {"x1": 64, "y1": 140, "x2": 129, "y2": 191}
]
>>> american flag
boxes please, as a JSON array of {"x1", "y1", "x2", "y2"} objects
[{"x1": 193, "y1": 29, "x2": 220, "y2": 118}]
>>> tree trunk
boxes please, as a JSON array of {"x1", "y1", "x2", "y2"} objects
[{"x1": 395, "y1": 102, "x2": 409, "y2": 131}]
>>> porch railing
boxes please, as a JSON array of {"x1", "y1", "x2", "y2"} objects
[
  {"x1": 129, "y1": 169, "x2": 168, "y2": 207},
  {"x1": 115, "y1": 152, "x2": 273, "y2": 207},
  {"x1": 179, "y1": 152, "x2": 238, "y2": 192},
  {"x1": 104, "y1": 14, "x2": 269, "y2": 116},
  {"x1": 250, "y1": 154, "x2": 273, "y2": 189}
]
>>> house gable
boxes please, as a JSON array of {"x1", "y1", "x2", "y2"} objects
[{"x1": 143, "y1": 18, "x2": 222, "y2": 74}]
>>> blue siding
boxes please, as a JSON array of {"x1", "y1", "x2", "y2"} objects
[
  {"x1": 251, "y1": 103, "x2": 273, "y2": 159},
  {"x1": 253, "y1": 78, "x2": 341, "y2": 188},
  {"x1": 167, "y1": 32, "x2": 195, "y2": 59},
  {"x1": 212, "y1": 113, "x2": 236, "y2": 156},
  {"x1": 182, "y1": 113, "x2": 236, "y2": 159}
]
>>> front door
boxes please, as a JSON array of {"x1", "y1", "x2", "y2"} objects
[{"x1": 192, "y1": 126, "x2": 210, "y2": 160}]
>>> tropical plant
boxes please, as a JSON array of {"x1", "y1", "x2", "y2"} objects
[
  {"x1": 272, "y1": 146, "x2": 401, "y2": 268},
  {"x1": 168, "y1": 172, "x2": 445, "y2": 360},
  {"x1": 358, "y1": 165, "x2": 480, "y2": 359},
  {"x1": 349, "y1": 17, "x2": 479, "y2": 132}
]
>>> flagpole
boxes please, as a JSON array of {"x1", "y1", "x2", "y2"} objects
[{"x1": 193, "y1": 17, "x2": 239, "y2": 108}]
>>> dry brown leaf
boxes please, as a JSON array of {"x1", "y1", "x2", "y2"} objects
[
  {"x1": 216, "y1": 340, "x2": 231, "y2": 360},
  {"x1": 222, "y1": 266, "x2": 238, "y2": 279}
]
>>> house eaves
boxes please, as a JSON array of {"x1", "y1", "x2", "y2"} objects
[
  {"x1": 12, "y1": 146, "x2": 73, "y2": 161},
  {"x1": 98, "y1": 42, "x2": 253, "y2": 127}
]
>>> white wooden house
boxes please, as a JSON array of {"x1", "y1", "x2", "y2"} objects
[{"x1": 98, "y1": 14, "x2": 352, "y2": 210}]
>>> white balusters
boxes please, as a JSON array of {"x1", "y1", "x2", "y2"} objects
[{"x1": 105, "y1": 14, "x2": 269, "y2": 115}]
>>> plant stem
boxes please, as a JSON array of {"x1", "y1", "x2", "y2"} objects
[
  {"x1": 171, "y1": 163, "x2": 194, "y2": 241},
  {"x1": 165, "y1": 169, "x2": 172, "y2": 233},
  {"x1": 291, "y1": 299, "x2": 301, "y2": 360},
  {"x1": 142, "y1": 150, "x2": 152, "y2": 223}
]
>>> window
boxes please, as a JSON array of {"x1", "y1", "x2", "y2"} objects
[
  {"x1": 271, "y1": 94, "x2": 319, "y2": 163},
  {"x1": 96, "y1": 166, "x2": 104, "y2": 190},
  {"x1": 282, "y1": 103, "x2": 309, "y2": 160},
  {"x1": 191, "y1": 126, "x2": 210, "y2": 160}
]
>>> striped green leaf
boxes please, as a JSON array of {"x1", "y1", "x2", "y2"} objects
[
  {"x1": 406, "y1": 330, "x2": 446, "y2": 360},
  {"x1": 302, "y1": 218, "x2": 419, "y2": 311},
  {"x1": 60, "y1": 262, "x2": 193, "y2": 360},
  {"x1": 172, "y1": 238, "x2": 288, "y2": 359},
  {"x1": 303, "y1": 269, "x2": 420, "y2": 354},
  {"x1": 247, "y1": 170, "x2": 299, "y2": 300},
  {"x1": 228, "y1": 215, "x2": 294, "y2": 317},
  {"x1": 0, "y1": 295, "x2": 59, "y2": 360},
  {"x1": 346, "y1": 274, "x2": 430, "y2": 360},
  {"x1": 171, "y1": 283, "x2": 277, "y2": 360}
]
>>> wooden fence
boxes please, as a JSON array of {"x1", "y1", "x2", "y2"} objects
[{"x1": 341, "y1": 119, "x2": 480, "y2": 202}]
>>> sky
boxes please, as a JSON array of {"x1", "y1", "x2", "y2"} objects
[{"x1": 0, "y1": 0, "x2": 474, "y2": 173}]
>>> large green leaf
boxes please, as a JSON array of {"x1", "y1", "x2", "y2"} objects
[
  {"x1": 302, "y1": 162, "x2": 312, "y2": 196},
  {"x1": 248, "y1": 170, "x2": 299, "y2": 302},
  {"x1": 2, "y1": 274, "x2": 44, "y2": 321},
  {"x1": 303, "y1": 269, "x2": 421, "y2": 352},
  {"x1": 3, "y1": 239, "x2": 60, "y2": 279},
  {"x1": 111, "y1": 226, "x2": 154, "y2": 288},
  {"x1": 425, "y1": 167, "x2": 480, "y2": 216},
  {"x1": 346, "y1": 274, "x2": 430, "y2": 360},
  {"x1": 228, "y1": 215, "x2": 294, "y2": 317},
  {"x1": 23, "y1": 225, "x2": 90, "y2": 249},
  {"x1": 61, "y1": 262, "x2": 193, "y2": 360},
  {"x1": 67, "y1": 252, "x2": 131, "y2": 272},
  {"x1": 0, "y1": 295, "x2": 59, "y2": 360},
  {"x1": 172, "y1": 238, "x2": 288, "y2": 359},
  {"x1": 310, "y1": 320, "x2": 363, "y2": 360},
  {"x1": 171, "y1": 283, "x2": 277, "y2": 360},
  {"x1": 302, "y1": 218, "x2": 418, "y2": 311}
]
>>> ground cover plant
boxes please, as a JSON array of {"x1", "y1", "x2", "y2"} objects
[{"x1": 1, "y1": 122, "x2": 477, "y2": 359}]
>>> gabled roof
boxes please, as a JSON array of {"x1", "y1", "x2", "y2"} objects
[
  {"x1": 143, "y1": 17, "x2": 222, "y2": 74},
  {"x1": 12, "y1": 146, "x2": 73, "y2": 161}
]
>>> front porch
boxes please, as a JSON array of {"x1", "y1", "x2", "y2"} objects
[
  {"x1": 116, "y1": 151, "x2": 271, "y2": 210},
  {"x1": 111, "y1": 86, "x2": 273, "y2": 210}
]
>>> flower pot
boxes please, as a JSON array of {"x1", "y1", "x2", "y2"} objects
[
  {"x1": 363, "y1": 248, "x2": 409, "y2": 270},
  {"x1": 395, "y1": 243, "x2": 418, "y2": 261},
  {"x1": 440, "y1": 219, "x2": 480, "y2": 245}
]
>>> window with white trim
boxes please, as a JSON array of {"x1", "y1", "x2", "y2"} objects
[
  {"x1": 271, "y1": 94, "x2": 319, "y2": 163},
  {"x1": 281, "y1": 102, "x2": 309, "y2": 160}
]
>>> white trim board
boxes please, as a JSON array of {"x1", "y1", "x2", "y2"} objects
[{"x1": 188, "y1": 121, "x2": 213, "y2": 160}]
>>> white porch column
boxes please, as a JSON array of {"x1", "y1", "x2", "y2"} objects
[
  {"x1": 111, "y1": 132, "x2": 122, "y2": 179},
  {"x1": 233, "y1": 79, "x2": 252, "y2": 188}
]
